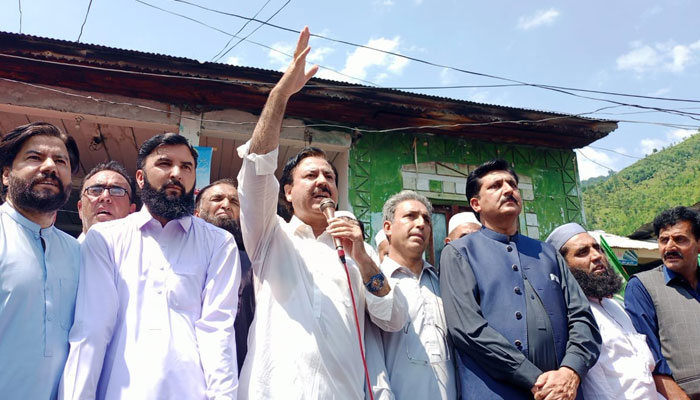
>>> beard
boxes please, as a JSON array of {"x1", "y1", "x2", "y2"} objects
[
  {"x1": 199, "y1": 210, "x2": 245, "y2": 251},
  {"x1": 7, "y1": 171, "x2": 70, "y2": 213},
  {"x1": 140, "y1": 174, "x2": 194, "y2": 221},
  {"x1": 570, "y1": 264, "x2": 623, "y2": 300}
]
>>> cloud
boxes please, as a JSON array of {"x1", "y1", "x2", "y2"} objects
[
  {"x1": 616, "y1": 40, "x2": 700, "y2": 74},
  {"x1": 648, "y1": 87, "x2": 671, "y2": 97},
  {"x1": 517, "y1": 8, "x2": 560, "y2": 30},
  {"x1": 308, "y1": 46, "x2": 334, "y2": 63},
  {"x1": 638, "y1": 129, "x2": 697, "y2": 155},
  {"x1": 576, "y1": 147, "x2": 617, "y2": 180},
  {"x1": 225, "y1": 56, "x2": 242, "y2": 66},
  {"x1": 341, "y1": 36, "x2": 409, "y2": 83},
  {"x1": 439, "y1": 68, "x2": 453, "y2": 85},
  {"x1": 639, "y1": 138, "x2": 665, "y2": 155},
  {"x1": 267, "y1": 42, "x2": 295, "y2": 71},
  {"x1": 666, "y1": 128, "x2": 696, "y2": 142}
]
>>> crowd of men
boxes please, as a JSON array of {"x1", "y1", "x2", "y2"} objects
[{"x1": 1, "y1": 27, "x2": 700, "y2": 400}]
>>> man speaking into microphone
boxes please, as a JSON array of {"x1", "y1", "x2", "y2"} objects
[{"x1": 236, "y1": 27, "x2": 408, "y2": 399}]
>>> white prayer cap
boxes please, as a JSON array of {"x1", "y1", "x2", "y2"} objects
[
  {"x1": 374, "y1": 229, "x2": 388, "y2": 246},
  {"x1": 545, "y1": 222, "x2": 587, "y2": 251},
  {"x1": 448, "y1": 212, "x2": 481, "y2": 235},
  {"x1": 335, "y1": 210, "x2": 357, "y2": 220}
]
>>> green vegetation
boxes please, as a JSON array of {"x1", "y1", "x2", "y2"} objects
[{"x1": 582, "y1": 132, "x2": 700, "y2": 236}]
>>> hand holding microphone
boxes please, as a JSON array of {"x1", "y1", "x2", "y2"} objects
[{"x1": 320, "y1": 198, "x2": 347, "y2": 264}]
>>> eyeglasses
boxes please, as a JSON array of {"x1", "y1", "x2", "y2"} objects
[{"x1": 83, "y1": 185, "x2": 130, "y2": 198}]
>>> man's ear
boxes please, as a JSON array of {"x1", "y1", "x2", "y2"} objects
[
  {"x1": 77, "y1": 199, "x2": 84, "y2": 220},
  {"x1": 284, "y1": 183, "x2": 293, "y2": 203},
  {"x1": 383, "y1": 220, "x2": 392, "y2": 238},
  {"x1": 469, "y1": 197, "x2": 481, "y2": 213},
  {"x1": 129, "y1": 203, "x2": 137, "y2": 214},
  {"x1": 193, "y1": 209, "x2": 200, "y2": 217},
  {"x1": 2, "y1": 167, "x2": 10, "y2": 187},
  {"x1": 135, "y1": 169, "x2": 145, "y2": 189}
]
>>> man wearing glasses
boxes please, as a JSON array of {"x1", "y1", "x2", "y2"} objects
[{"x1": 77, "y1": 161, "x2": 136, "y2": 242}]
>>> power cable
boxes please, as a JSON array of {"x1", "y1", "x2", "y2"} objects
[
  {"x1": 138, "y1": 0, "x2": 700, "y2": 123},
  {"x1": 213, "y1": 0, "x2": 292, "y2": 63},
  {"x1": 168, "y1": 0, "x2": 700, "y2": 109},
  {"x1": 210, "y1": 0, "x2": 274, "y2": 62},
  {"x1": 134, "y1": 0, "x2": 378, "y2": 86},
  {"x1": 18, "y1": 0, "x2": 22, "y2": 33},
  {"x1": 77, "y1": 0, "x2": 95, "y2": 42}
]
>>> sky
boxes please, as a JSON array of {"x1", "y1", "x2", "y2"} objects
[{"x1": 1, "y1": 0, "x2": 698, "y2": 180}]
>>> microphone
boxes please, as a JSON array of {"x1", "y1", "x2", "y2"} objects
[{"x1": 319, "y1": 198, "x2": 346, "y2": 264}]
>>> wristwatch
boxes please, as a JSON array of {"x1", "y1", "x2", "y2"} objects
[{"x1": 365, "y1": 272, "x2": 386, "y2": 294}]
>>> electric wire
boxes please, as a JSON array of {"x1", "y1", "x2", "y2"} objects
[
  {"x1": 133, "y1": 0, "x2": 378, "y2": 86},
  {"x1": 213, "y1": 0, "x2": 293, "y2": 63},
  {"x1": 210, "y1": 0, "x2": 274, "y2": 62},
  {"x1": 18, "y1": 0, "x2": 22, "y2": 33},
  {"x1": 77, "y1": 0, "x2": 95, "y2": 42},
  {"x1": 166, "y1": 0, "x2": 700, "y2": 107}
]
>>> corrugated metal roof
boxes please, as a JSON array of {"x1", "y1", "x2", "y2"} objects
[{"x1": 0, "y1": 30, "x2": 614, "y2": 122}]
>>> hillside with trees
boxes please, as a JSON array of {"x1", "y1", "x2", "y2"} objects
[{"x1": 582, "y1": 131, "x2": 700, "y2": 236}]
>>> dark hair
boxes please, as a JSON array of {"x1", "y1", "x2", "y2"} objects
[
  {"x1": 0, "y1": 122, "x2": 80, "y2": 174},
  {"x1": 136, "y1": 133, "x2": 198, "y2": 170},
  {"x1": 465, "y1": 159, "x2": 519, "y2": 202},
  {"x1": 653, "y1": 206, "x2": 700, "y2": 239},
  {"x1": 82, "y1": 160, "x2": 136, "y2": 202},
  {"x1": 1, "y1": 122, "x2": 80, "y2": 199},
  {"x1": 278, "y1": 147, "x2": 338, "y2": 214},
  {"x1": 195, "y1": 178, "x2": 237, "y2": 209}
]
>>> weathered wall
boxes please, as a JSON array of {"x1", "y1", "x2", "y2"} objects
[{"x1": 348, "y1": 131, "x2": 584, "y2": 244}]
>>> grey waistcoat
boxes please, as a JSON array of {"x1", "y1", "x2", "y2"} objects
[{"x1": 637, "y1": 266, "x2": 700, "y2": 399}]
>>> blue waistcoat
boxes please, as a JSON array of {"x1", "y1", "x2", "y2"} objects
[{"x1": 452, "y1": 228, "x2": 570, "y2": 399}]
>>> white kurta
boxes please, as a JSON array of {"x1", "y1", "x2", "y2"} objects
[
  {"x1": 60, "y1": 207, "x2": 241, "y2": 399},
  {"x1": 583, "y1": 297, "x2": 664, "y2": 400},
  {"x1": 237, "y1": 143, "x2": 408, "y2": 400}
]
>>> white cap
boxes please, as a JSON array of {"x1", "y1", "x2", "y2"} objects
[
  {"x1": 374, "y1": 229, "x2": 388, "y2": 246},
  {"x1": 335, "y1": 210, "x2": 357, "y2": 220},
  {"x1": 448, "y1": 212, "x2": 481, "y2": 235}
]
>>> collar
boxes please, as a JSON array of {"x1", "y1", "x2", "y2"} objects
[
  {"x1": 382, "y1": 255, "x2": 436, "y2": 279},
  {"x1": 479, "y1": 226, "x2": 519, "y2": 244},
  {"x1": 288, "y1": 214, "x2": 331, "y2": 242},
  {"x1": 663, "y1": 264, "x2": 700, "y2": 286},
  {"x1": 135, "y1": 205, "x2": 192, "y2": 232},
  {"x1": 0, "y1": 201, "x2": 50, "y2": 235}
]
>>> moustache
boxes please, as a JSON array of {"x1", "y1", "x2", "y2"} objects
[
  {"x1": 32, "y1": 172, "x2": 61, "y2": 187},
  {"x1": 162, "y1": 179, "x2": 186, "y2": 193},
  {"x1": 663, "y1": 251, "x2": 683, "y2": 260},
  {"x1": 501, "y1": 194, "x2": 519, "y2": 205},
  {"x1": 313, "y1": 187, "x2": 331, "y2": 196}
]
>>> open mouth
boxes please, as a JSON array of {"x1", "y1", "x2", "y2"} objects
[
  {"x1": 35, "y1": 180, "x2": 59, "y2": 187},
  {"x1": 95, "y1": 209, "x2": 112, "y2": 216}
]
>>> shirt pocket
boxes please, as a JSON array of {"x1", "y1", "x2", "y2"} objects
[
  {"x1": 166, "y1": 264, "x2": 205, "y2": 315},
  {"x1": 405, "y1": 321, "x2": 451, "y2": 365},
  {"x1": 59, "y1": 278, "x2": 78, "y2": 330}
]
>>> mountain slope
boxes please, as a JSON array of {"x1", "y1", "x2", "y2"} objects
[{"x1": 582, "y1": 132, "x2": 700, "y2": 236}]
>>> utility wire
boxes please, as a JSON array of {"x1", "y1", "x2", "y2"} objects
[
  {"x1": 18, "y1": 0, "x2": 22, "y2": 33},
  {"x1": 134, "y1": 0, "x2": 378, "y2": 86},
  {"x1": 213, "y1": 0, "x2": 292, "y2": 63},
  {"x1": 210, "y1": 0, "x2": 274, "y2": 62},
  {"x1": 77, "y1": 0, "x2": 95, "y2": 42},
  {"x1": 142, "y1": 0, "x2": 700, "y2": 123},
  {"x1": 169, "y1": 0, "x2": 700, "y2": 108}
]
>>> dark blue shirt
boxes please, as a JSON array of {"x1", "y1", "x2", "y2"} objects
[{"x1": 624, "y1": 266, "x2": 700, "y2": 376}]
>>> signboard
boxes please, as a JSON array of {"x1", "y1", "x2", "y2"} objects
[{"x1": 194, "y1": 146, "x2": 213, "y2": 192}]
